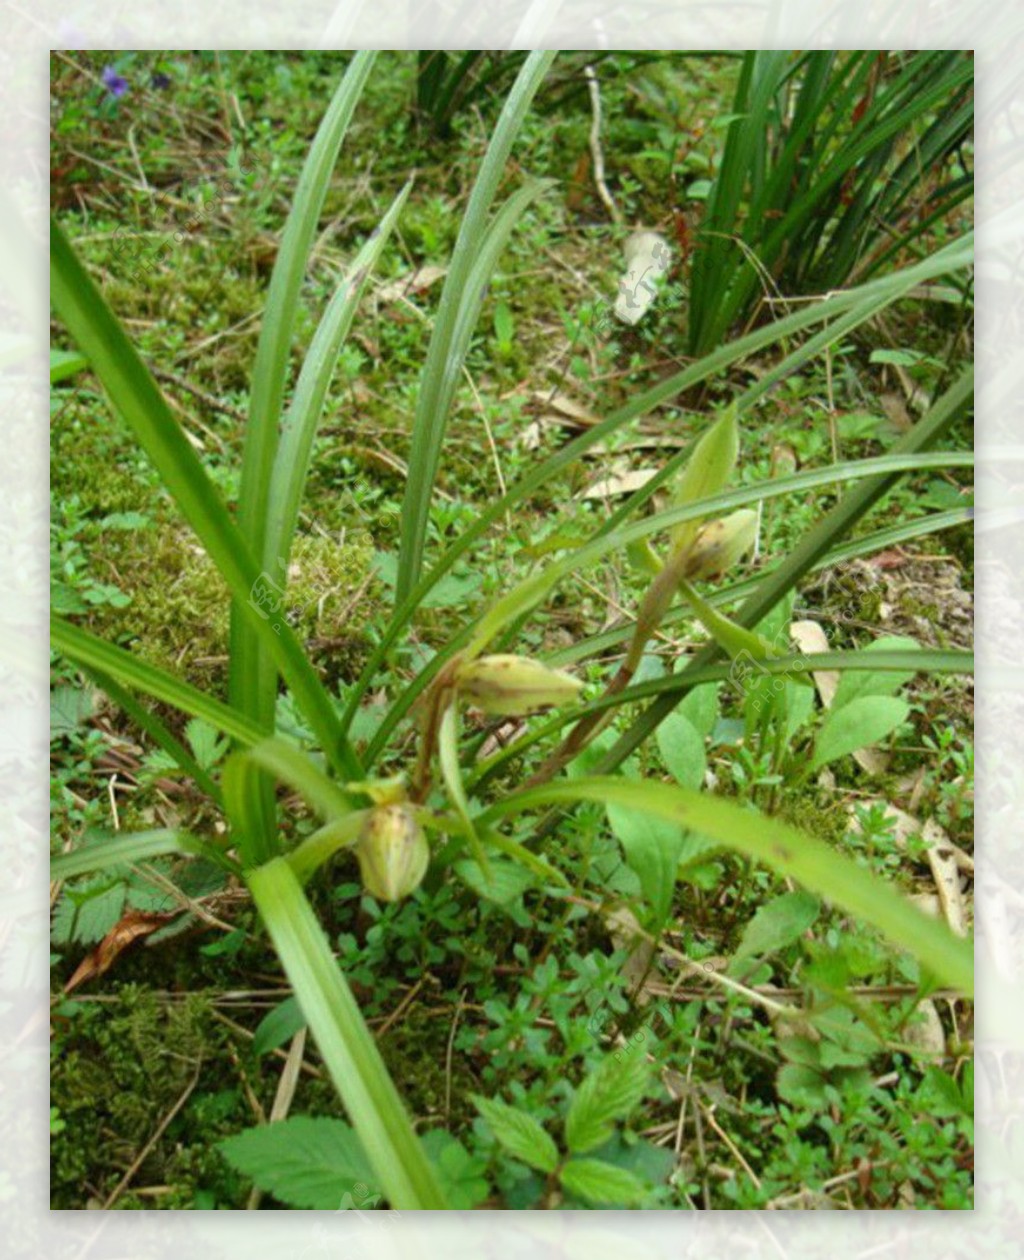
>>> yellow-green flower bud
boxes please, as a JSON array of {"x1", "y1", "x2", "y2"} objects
[
  {"x1": 355, "y1": 804, "x2": 429, "y2": 902},
  {"x1": 456, "y1": 654, "x2": 583, "y2": 716},
  {"x1": 679, "y1": 509, "x2": 758, "y2": 581}
]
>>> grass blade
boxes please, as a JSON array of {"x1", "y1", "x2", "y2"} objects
[
  {"x1": 51, "y1": 829, "x2": 225, "y2": 882},
  {"x1": 51, "y1": 615, "x2": 266, "y2": 748},
  {"x1": 395, "y1": 50, "x2": 556, "y2": 604},
  {"x1": 78, "y1": 666, "x2": 222, "y2": 803},
  {"x1": 595, "y1": 365, "x2": 973, "y2": 774},
  {"x1": 226, "y1": 738, "x2": 354, "y2": 836},
  {"x1": 49, "y1": 223, "x2": 362, "y2": 783},
  {"x1": 232, "y1": 52, "x2": 378, "y2": 723},
  {"x1": 264, "y1": 180, "x2": 413, "y2": 586},
  {"x1": 247, "y1": 858, "x2": 449, "y2": 1208},
  {"x1": 479, "y1": 778, "x2": 973, "y2": 996}
]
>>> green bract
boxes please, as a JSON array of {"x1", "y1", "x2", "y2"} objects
[
  {"x1": 456, "y1": 654, "x2": 584, "y2": 716},
  {"x1": 355, "y1": 804, "x2": 430, "y2": 902}
]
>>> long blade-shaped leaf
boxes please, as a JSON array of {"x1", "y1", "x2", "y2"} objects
[
  {"x1": 395, "y1": 50, "x2": 556, "y2": 604},
  {"x1": 222, "y1": 737, "x2": 357, "y2": 867},
  {"x1": 51, "y1": 829, "x2": 223, "y2": 881},
  {"x1": 339, "y1": 232, "x2": 971, "y2": 735},
  {"x1": 264, "y1": 180, "x2": 413, "y2": 586},
  {"x1": 51, "y1": 614, "x2": 266, "y2": 748},
  {"x1": 247, "y1": 858, "x2": 448, "y2": 1208},
  {"x1": 595, "y1": 365, "x2": 974, "y2": 773},
  {"x1": 232, "y1": 51, "x2": 378, "y2": 724},
  {"x1": 49, "y1": 223, "x2": 362, "y2": 785},
  {"x1": 478, "y1": 778, "x2": 973, "y2": 996}
]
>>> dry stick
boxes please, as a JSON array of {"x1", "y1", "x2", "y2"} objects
[
  {"x1": 584, "y1": 65, "x2": 623, "y2": 226},
  {"x1": 210, "y1": 1009, "x2": 323, "y2": 1079},
  {"x1": 374, "y1": 977, "x2": 426, "y2": 1040},
  {"x1": 102, "y1": 1062, "x2": 203, "y2": 1209},
  {"x1": 691, "y1": 1094, "x2": 712, "y2": 1210},
  {"x1": 151, "y1": 366, "x2": 249, "y2": 425},
  {"x1": 247, "y1": 1028, "x2": 308, "y2": 1209},
  {"x1": 444, "y1": 989, "x2": 467, "y2": 1125},
  {"x1": 703, "y1": 1103, "x2": 762, "y2": 1190}
]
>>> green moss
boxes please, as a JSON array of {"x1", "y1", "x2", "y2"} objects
[
  {"x1": 778, "y1": 793, "x2": 851, "y2": 848},
  {"x1": 86, "y1": 519, "x2": 232, "y2": 686},
  {"x1": 82, "y1": 520, "x2": 376, "y2": 689},
  {"x1": 377, "y1": 1005, "x2": 463, "y2": 1120},
  {"x1": 51, "y1": 404, "x2": 155, "y2": 516},
  {"x1": 50, "y1": 986, "x2": 250, "y2": 1209}
]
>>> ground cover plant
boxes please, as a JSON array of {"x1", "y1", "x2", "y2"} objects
[{"x1": 50, "y1": 50, "x2": 974, "y2": 1210}]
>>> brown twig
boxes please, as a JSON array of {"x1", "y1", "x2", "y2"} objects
[
  {"x1": 102, "y1": 1061, "x2": 202, "y2": 1209},
  {"x1": 151, "y1": 366, "x2": 248, "y2": 424}
]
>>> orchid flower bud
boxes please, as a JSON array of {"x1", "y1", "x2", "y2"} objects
[
  {"x1": 678, "y1": 508, "x2": 758, "y2": 581},
  {"x1": 456, "y1": 654, "x2": 583, "y2": 716},
  {"x1": 355, "y1": 804, "x2": 429, "y2": 902}
]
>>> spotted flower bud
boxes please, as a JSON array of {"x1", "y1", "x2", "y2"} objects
[
  {"x1": 678, "y1": 509, "x2": 758, "y2": 581},
  {"x1": 355, "y1": 804, "x2": 429, "y2": 902},
  {"x1": 456, "y1": 654, "x2": 583, "y2": 716}
]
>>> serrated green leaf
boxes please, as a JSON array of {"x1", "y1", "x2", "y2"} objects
[
  {"x1": 776, "y1": 1061, "x2": 829, "y2": 1109},
  {"x1": 565, "y1": 1053, "x2": 650, "y2": 1155},
  {"x1": 586, "y1": 1131, "x2": 677, "y2": 1187},
  {"x1": 50, "y1": 879, "x2": 126, "y2": 946},
  {"x1": 252, "y1": 996, "x2": 306, "y2": 1058},
  {"x1": 560, "y1": 1157, "x2": 649, "y2": 1206},
  {"x1": 919, "y1": 1065, "x2": 969, "y2": 1116},
  {"x1": 50, "y1": 685, "x2": 95, "y2": 738},
  {"x1": 812, "y1": 695, "x2": 909, "y2": 771},
  {"x1": 184, "y1": 717, "x2": 229, "y2": 771},
  {"x1": 729, "y1": 889, "x2": 821, "y2": 975},
  {"x1": 454, "y1": 857, "x2": 533, "y2": 904},
  {"x1": 472, "y1": 1095, "x2": 559, "y2": 1174},
  {"x1": 218, "y1": 1116, "x2": 376, "y2": 1210},
  {"x1": 420, "y1": 1130, "x2": 491, "y2": 1208},
  {"x1": 99, "y1": 510, "x2": 150, "y2": 531}
]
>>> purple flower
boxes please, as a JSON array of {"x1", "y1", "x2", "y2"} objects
[
  {"x1": 151, "y1": 71, "x2": 171, "y2": 90},
  {"x1": 101, "y1": 65, "x2": 129, "y2": 99}
]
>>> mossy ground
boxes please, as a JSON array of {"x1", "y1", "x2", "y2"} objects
[{"x1": 50, "y1": 51, "x2": 973, "y2": 1210}]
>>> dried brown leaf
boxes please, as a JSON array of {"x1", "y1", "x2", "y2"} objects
[
  {"x1": 375, "y1": 265, "x2": 446, "y2": 304},
  {"x1": 578, "y1": 468, "x2": 659, "y2": 500},
  {"x1": 64, "y1": 911, "x2": 175, "y2": 993}
]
